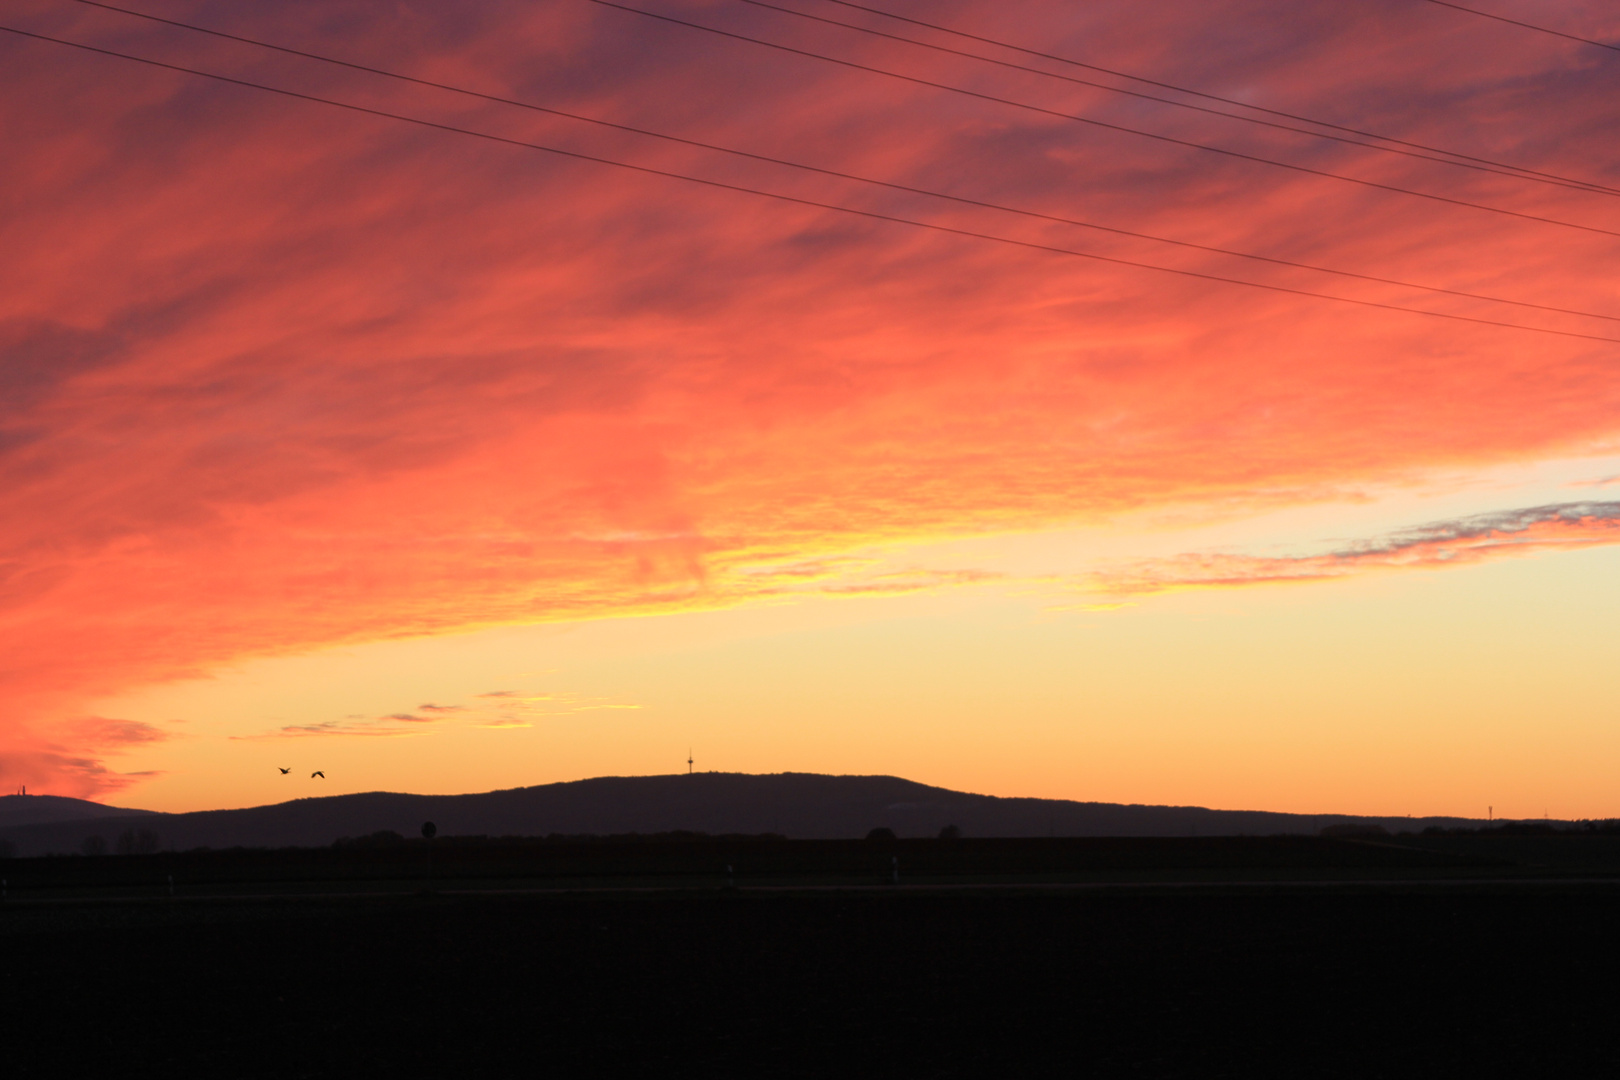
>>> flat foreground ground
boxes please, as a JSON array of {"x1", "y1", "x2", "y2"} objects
[{"x1": 5, "y1": 881, "x2": 1618, "y2": 1077}]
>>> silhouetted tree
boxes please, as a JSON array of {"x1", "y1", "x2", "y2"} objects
[
  {"x1": 81, "y1": 835, "x2": 108, "y2": 856},
  {"x1": 865, "y1": 827, "x2": 896, "y2": 841},
  {"x1": 938, "y1": 824, "x2": 962, "y2": 840},
  {"x1": 115, "y1": 828, "x2": 160, "y2": 855}
]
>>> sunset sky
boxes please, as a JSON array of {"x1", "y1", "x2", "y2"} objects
[{"x1": 3, "y1": 0, "x2": 1618, "y2": 818}]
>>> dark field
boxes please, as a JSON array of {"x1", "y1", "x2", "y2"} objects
[
  {"x1": 4, "y1": 832, "x2": 1604, "y2": 898},
  {"x1": 5, "y1": 837, "x2": 1618, "y2": 1077}
]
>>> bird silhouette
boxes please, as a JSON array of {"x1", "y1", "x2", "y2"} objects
[
  {"x1": 278, "y1": 767, "x2": 290, "y2": 775},
  {"x1": 311, "y1": 771, "x2": 325, "y2": 779}
]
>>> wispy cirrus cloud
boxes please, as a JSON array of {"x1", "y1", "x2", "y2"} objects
[
  {"x1": 68, "y1": 716, "x2": 173, "y2": 747},
  {"x1": 818, "y1": 568, "x2": 1005, "y2": 597},
  {"x1": 239, "y1": 708, "x2": 463, "y2": 740},
  {"x1": 250, "y1": 720, "x2": 434, "y2": 740},
  {"x1": 1086, "y1": 502, "x2": 1620, "y2": 597},
  {"x1": 234, "y1": 687, "x2": 639, "y2": 740},
  {"x1": 470, "y1": 691, "x2": 642, "y2": 730},
  {"x1": 728, "y1": 556, "x2": 1003, "y2": 599}
]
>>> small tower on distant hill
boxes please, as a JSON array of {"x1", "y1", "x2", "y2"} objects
[{"x1": 687, "y1": 749, "x2": 694, "y2": 775}]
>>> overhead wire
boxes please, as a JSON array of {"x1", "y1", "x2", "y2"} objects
[
  {"x1": 587, "y1": 0, "x2": 1620, "y2": 239},
  {"x1": 806, "y1": 0, "x2": 1620, "y2": 195},
  {"x1": 1416, "y1": 0, "x2": 1620, "y2": 54},
  {"x1": 2, "y1": 24, "x2": 1617, "y2": 345},
  {"x1": 62, "y1": 0, "x2": 1620, "y2": 324},
  {"x1": 732, "y1": 0, "x2": 1619, "y2": 198}
]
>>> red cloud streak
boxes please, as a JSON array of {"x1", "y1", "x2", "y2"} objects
[{"x1": 2, "y1": 0, "x2": 1619, "y2": 793}]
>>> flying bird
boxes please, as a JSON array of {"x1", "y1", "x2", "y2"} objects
[
  {"x1": 278, "y1": 767, "x2": 290, "y2": 774},
  {"x1": 311, "y1": 771, "x2": 325, "y2": 779}
]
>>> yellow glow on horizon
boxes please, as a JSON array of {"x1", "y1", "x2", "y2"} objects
[{"x1": 94, "y1": 541, "x2": 1620, "y2": 821}]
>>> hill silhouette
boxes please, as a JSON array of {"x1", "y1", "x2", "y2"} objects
[
  {"x1": 0, "y1": 773, "x2": 1494, "y2": 856},
  {"x1": 0, "y1": 794, "x2": 160, "y2": 830}
]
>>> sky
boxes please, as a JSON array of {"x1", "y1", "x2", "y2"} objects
[{"x1": 2, "y1": 0, "x2": 1618, "y2": 818}]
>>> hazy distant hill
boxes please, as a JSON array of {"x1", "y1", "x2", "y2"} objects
[
  {"x1": 0, "y1": 794, "x2": 159, "y2": 830},
  {"x1": 0, "y1": 773, "x2": 1493, "y2": 856}
]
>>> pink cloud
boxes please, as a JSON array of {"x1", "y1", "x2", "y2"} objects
[
  {"x1": 0, "y1": 751, "x2": 158, "y2": 797},
  {"x1": 0, "y1": 717, "x2": 170, "y2": 797},
  {"x1": 68, "y1": 716, "x2": 173, "y2": 747},
  {"x1": 1, "y1": 0, "x2": 1618, "y2": 789}
]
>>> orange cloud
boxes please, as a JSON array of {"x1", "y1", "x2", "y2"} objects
[
  {"x1": 68, "y1": 716, "x2": 174, "y2": 747},
  {"x1": 0, "y1": 717, "x2": 170, "y2": 796},
  {"x1": 2, "y1": 0, "x2": 1618, "y2": 793},
  {"x1": 233, "y1": 689, "x2": 641, "y2": 741}
]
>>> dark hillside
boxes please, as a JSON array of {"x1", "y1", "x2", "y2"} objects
[
  {"x1": 0, "y1": 772, "x2": 1495, "y2": 855},
  {"x1": 0, "y1": 794, "x2": 159, "y2": 830}
]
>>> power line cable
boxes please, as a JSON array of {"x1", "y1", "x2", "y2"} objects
[
  {"x1": 734, "y1": 0, "x2": 1618, "y2": 198},
  {"x1": 64, "y1": 0, "x2": 1620, "y2": 323},
  {"x1": 588, "y1": 1, "x2": 1620, "y2": 239},
  {"x1": 3, "y1": 23, "x2": 1617, "y2": 345},
  {"x1": 808, "y1": 0, "x2": 1620, "y2": 195},
  {"x1": 1416, "y1": 0, "x2": 1620, "y2": 53}
]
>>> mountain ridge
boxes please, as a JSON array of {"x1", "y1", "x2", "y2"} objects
[{"x1": 0, "y1": 772, "x2": 1507, "y2": 856}]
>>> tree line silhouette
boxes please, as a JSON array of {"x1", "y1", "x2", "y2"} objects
[{"x1": 76, "y1": 829, "x2": 161, "y2": 856}]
